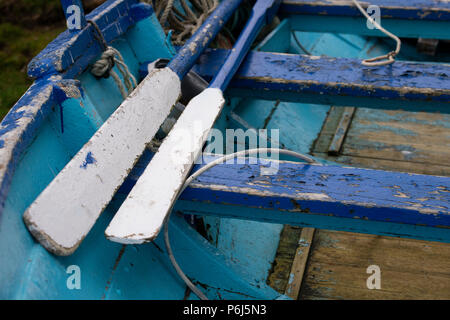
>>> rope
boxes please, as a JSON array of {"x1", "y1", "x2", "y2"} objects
[
  {"x1": 145, "y1": 0, "x2": 219, "y2": 45},
  {"x1": 352, "y1": 0, "x2": 401, "y2": 66},
  {"x1": 88, "y1": 20, "x2": 137, "y2": 99},
  {"x1": 292, "y1": 31, "x2": 311, "y2": 55},
  {"x1": 163, "y1": 148, "x2": 319, "y2": 300}
]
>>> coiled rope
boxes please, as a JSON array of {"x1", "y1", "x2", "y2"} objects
[
  {"x1": 352, "y1": 0, "x2": 401, "y2": 66},
  {"x1": 146, "y1": 0, "x2": 220, "y2": 45},
  {"x1": 88, "y1": 20, "x2": 137, "y2": 98}
]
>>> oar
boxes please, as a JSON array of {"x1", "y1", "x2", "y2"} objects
[
  {"x1": 105, "y1": 0, "x2": 282, "y2": 244},
  {"x1": 23, "y1": 0, "x2": 243, "y2": 256}
]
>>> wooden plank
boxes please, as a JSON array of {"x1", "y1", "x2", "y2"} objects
[
  {"x1": 306, "y1": 104, "x2": 450, "y2": 300},
  {"x1": 285, "y1": 227, "x2": 315, "y2": 299},
  {"x1": 300, "y1": 230, "x2": 450, "y2": 299},
  {"x1": 192, "y1": 49, "x2": 450, "y2": 113},
  {"x1": 328, "y1": 107, "x2": 355, "y2": 155},
  {"x1": 280, "y1": 0, "x2": 450, "y2": 21},
  {"x1": 342, "y1": 109, "x2": 450, "y2": 166},
  {"x1": 118, "y1": 153, "x2": 450, "y2": 243},
  {"x1": 28, "y1": 0, "x2": 143, "y2": 78},
  {"x1": 313, "y1": 108, "x2": 450, "y2": 175},
  {"x1": 267, "y1": 226, "x2": 304, "y2": 293}
]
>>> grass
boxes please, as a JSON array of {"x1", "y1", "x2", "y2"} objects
[{"x1": 0, "y1": 22, "x2": 65, "y2": 120}]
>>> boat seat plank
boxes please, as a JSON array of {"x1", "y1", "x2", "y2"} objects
[
  {"x1": 280, "y1": 0, "x2": 450, "y2": 21},
  {"x1": 192, "y1": 49, "x2": 450, "y2": 113},
  {"x1": 150, "y1": 154, "x2": 450, "y2": 243}
]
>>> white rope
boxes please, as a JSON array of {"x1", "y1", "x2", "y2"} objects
[
  {"x1": 91, "y1": 46, "x2": 137, "y2": 99},
  {"x1": 352, "y1": 0, "x2": 401, "y2": 66},
  {"x1": 163, "y1": 148, "x2": 319, "y2": 300}
]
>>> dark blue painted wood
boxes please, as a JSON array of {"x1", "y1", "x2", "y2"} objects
[
  {"x1": 28, "y1": 0, "x2": 143, "y2": 79},
  {"x1": 118, "y1": 153, "x2": 450, "y2": 242},
  {"x1": 191, "y1": 49, "x2": 450, "y2": 113},
  {"x1": 167, "y1": 0, "x2": 243, "y2": 79},
  {"x1": 210, "y1": 0, "x2": 282, "y2": 90},
  {"x1": 280, "y1": 0, "x2": 450, "y2": 21},
  {"x1": 61, "y1": 0, "x2": 87, "y2": 32}
]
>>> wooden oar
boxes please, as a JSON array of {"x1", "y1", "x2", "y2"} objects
[
  {"x1": 23, "y1": 0, "x2": 243, "y2": 256},
  {"x1": 105, "y1": 0, "x2": 282, "y2": 244}
]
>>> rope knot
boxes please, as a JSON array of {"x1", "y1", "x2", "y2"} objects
[{"x1": 91, "y1": 47, "x2": 116, "y2": 79}]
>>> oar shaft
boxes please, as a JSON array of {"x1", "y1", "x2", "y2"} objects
[
  {"x1": 210, "y1": 0, "x2": 281, "y2": 90},
  {"x1": 168, "y1": 0, "x2": 243, "y2": 79}
]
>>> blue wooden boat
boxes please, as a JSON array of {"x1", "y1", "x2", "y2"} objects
[{"x1": 0, "y1": 0, "x2": 449, "y2": 300}]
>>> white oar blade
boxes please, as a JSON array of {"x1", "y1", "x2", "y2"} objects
[
  {"x1": 105, "y1": 88, "x2": 225, "y2": 244},
  {"x1": 23, "y1": 67, "x2": 181, "y2": 256}
]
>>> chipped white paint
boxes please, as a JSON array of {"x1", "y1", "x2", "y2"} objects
[
  {"x1": 105, "y1": 88, "x2": 225, "y2": 244},
  {"x1": 23, "y1": 68, "x2": 181, "y2": 255}
]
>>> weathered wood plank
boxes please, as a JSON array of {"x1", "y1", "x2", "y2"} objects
[
  {"x1": 300, "y1": 230, "x2": 450, "y2": 300},
  {"x1": 328, "y1": 107, "x2": 355, "y2": 155},
  {"x1": 285, "y1": 227, "x2": 315, "y2": 299},
  {"x1": 119, "y1": 153, "x2": 450, "y2": 243},
  {"x1": 343, "y1": 109, "x2": 450, "y2": 165},
  {"x1": 280, "y1": 0, "x2": 450, "y2": 21},
  {"x1": 28, "y1": 0, "x2": 145, "y2": 78},
  {"x1": 192, "y1": 49, "x2": 450, "y2": 113},
  {"x1": 307, "y1": 104, "x2": 450, "y2": 300},
  {"x1": 267, "y1": 226, "x2": 304, "y2": 293}
]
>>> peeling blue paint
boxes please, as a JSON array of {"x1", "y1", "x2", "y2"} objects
[
  {"x1": 280, "y1": 0, "x2": 450, "y2": 21},
  {"x1": 80, "y1": 152, "x2": 97, "y2": 169},
  {"x1": 191, "y1": 49, "x2": 450, "y2": 112}
]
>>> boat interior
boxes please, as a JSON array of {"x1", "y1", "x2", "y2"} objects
[{"x1": 0, "y1": 0, "x2": 449, "y2": 299}]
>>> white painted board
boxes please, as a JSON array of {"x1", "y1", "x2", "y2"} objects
[
  {"x1": 24, "y1": 67, "x2": 181, "y2": 255},
  {"x1": 105, "y1": 88, "x2": 225, "y2": 244}
]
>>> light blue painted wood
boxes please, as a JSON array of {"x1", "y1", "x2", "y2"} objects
[{"x1": 288, "y1": 15, "x2": 450, "y2": 40}]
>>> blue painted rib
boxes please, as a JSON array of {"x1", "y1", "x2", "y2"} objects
[
  {"x1": 167, "y1": 0, "x2": 243, "y2": 79},
  {"x1": 210, "y1": 0, "x2": 282, "y2": 90},
  {"x1": 191, "y1": 49, "x2": 450, "y2": 112},
  {"x1": 280, "y1": 0, "x2": 450, "y2": 21}
]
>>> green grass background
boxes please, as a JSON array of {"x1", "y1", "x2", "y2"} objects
[{"x1": 0, "y1": 0, "x2": 104, "y2": 120}]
